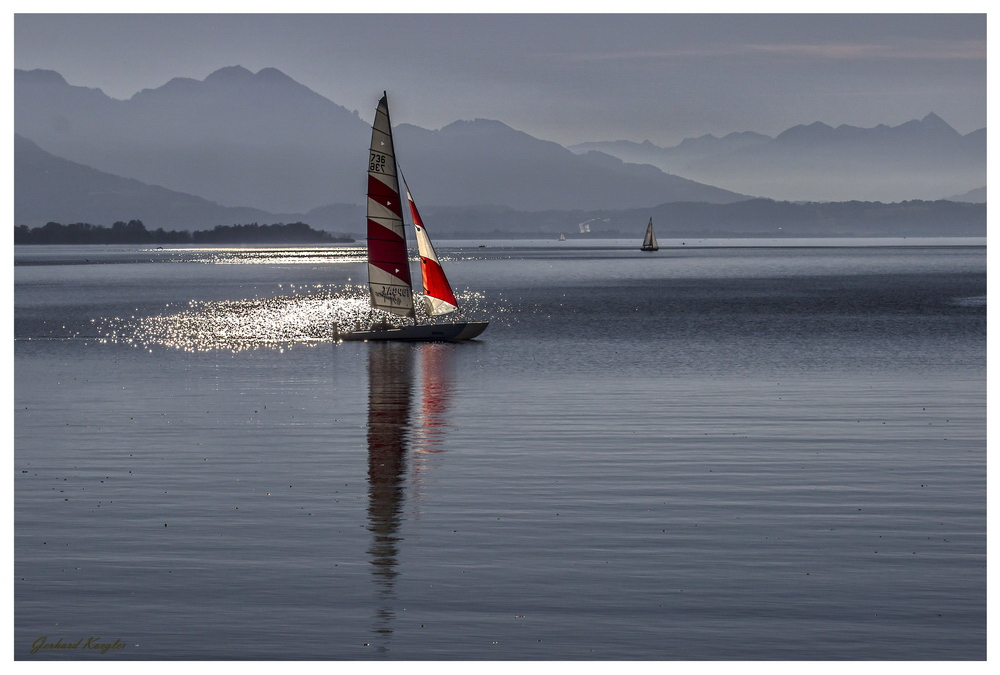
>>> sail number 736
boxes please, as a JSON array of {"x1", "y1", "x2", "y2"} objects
[{"x1": 370, "y1": 153, "x2": 388, "y2": 172}]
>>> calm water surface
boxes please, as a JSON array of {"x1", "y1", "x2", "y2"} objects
[{"x1": 14, "y1": 240, "x2": 986, "y2": 660}]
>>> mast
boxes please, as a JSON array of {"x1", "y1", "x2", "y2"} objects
[{"x1": 366, "y1": 92, "x2": 415, "y2": 318}]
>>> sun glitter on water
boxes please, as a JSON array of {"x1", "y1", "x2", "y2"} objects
[{"x1": 97, "y1": 285, "x2": 500, "y2": 352}]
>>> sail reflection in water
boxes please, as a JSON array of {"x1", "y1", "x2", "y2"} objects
[
  {"x1": 413, "y1": 343, "x2": 455, "y2": 455},
  {"x1": 365, "y1": 342, "x2": 456, "y2": 650}
]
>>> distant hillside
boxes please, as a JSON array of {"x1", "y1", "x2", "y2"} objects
[
  {"x1": 13, "y1": 133, "x2": 358, "y2": 232},
  {"x1": 572, "y1": 131, "x2": 773, "y2": 167},
  {"x1": 569, "y1": 114, "x2": 986, "y2": 203},
  {"x1": 945, "y1": 186, "x2": 986, "y2": 203},
  {"x1": 393, "y1": 120, "x2": 747, "y2": 210},
  {"x1": 15, "y1": 66, "x2": 748, "y2": 213},
  {"x1": 411, "y1": 199, "x2": 986, "y2": 239},
  {"x1": 16, "y1": 131, "x2": 984, "y2": 240},
  {"x1": 15, "y1": 66, "x2": 368, "y2": 214}
]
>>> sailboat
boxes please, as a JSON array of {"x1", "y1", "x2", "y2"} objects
[
  {"x1": 340, "y1": 93, "x2": 489, "y2": 342},
  {"x1": 640, "y1": 218, "x2": 659, "y2": 251}
]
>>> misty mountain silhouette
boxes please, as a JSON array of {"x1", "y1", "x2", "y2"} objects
[
  {"x1": 14, "y1": 66, "x2": 747, "y2": 214},
  {"x1": 770, "y1": 113, "x2": 967, "y2": 148},
  {"x1": 15, "y1": 66, "x2": 367, "y2": 214},
  {"x1": 14, "y1": 133, "x2": 284, "y2": 229},
  {"x1": 15, "y1": 132, "x2": 984, "y2": 238},
  {"x1": 945, "y1": 186, "x2": 986, "y2": 203},
  {"x1": 14, "y1": 66, "x2": 986, "y2": 236},
  {"x1": 392, "y1": 119, "x2": 746, "y2": 209},
  {"x1": 570, "y1": 114, "x2": 985, "y2": 202}
]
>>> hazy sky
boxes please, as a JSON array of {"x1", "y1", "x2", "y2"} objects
[{"x1": 12, "y1": 9, "x2": 987, "y2": 147}]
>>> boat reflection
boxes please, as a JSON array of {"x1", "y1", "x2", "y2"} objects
[
  {"x1": 365, "y1": 341, "x2": 456, "y2": 652},
  {"x1": 412, "y1": 342, "x2": 456, "y2": 457}
]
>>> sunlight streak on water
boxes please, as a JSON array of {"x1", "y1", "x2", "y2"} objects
[
  {"x1": 148, "y1": 246, "x2": 481, "y2": 266},
  {"x1": 190, "y1": 247, "x2": 368, "y2": 265},
  {"x1": 96, "y1": 285, "x2": 500, "y2": 352}
]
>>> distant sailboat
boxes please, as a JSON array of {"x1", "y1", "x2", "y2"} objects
[
  {"x1": 340, "y1": 93, "x2": 488, "y2": 342},
  {"x1": 558, "y1": 233, "x2": 566, "y2": 241},
  {"x1": 640, "y1": 218, "x2": 659, "y2": 251}
]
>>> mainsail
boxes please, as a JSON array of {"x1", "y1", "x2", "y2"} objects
[
  {"x1": 405, "y1": 180, "x2": 459, "y2": 316},
  {"x1": 366, "y1": 93, "x2": 415, "y2": 317},
  {"x1": 641, "y1": 218, "x2": 659, "y2": 251}
]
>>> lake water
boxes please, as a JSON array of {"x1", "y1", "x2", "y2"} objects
[{"x1": 13, "y1": 239, "x2": 986, "y2": 661}]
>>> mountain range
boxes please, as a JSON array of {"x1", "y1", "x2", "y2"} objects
[
  {"x1": 13, "y1": 66, "x2": 986, "y2": 237},
  {"x1": 570, "y1": 114, "x2": 985, "y2": 203},
  {"x1": 14, "y1": 133, "x2": 985, "y2": 239},
  {"x1": 14, "y1": 66, "x2": 746, "y2": 215},
  {"x1": 14, "y1": 133, "x2": 362, "y2": 232}
]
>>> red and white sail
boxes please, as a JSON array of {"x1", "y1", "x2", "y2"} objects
[
  {"x1": 405, "y1": 180, "x2": 459, "y2": 316},
  {"x1": 366, "y1": 93, "x2": 414, "y2": 317}
]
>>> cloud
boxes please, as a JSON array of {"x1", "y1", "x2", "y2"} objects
[
  {"x1": 557, "y1": 39, "x2": 986, "y2": 63},
  {"x1": 745, "y1": 40, "x2": 986, "y2": 60}
]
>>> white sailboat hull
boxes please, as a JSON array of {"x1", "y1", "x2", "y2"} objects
[{"x1": 339, "y1": 321, "x2": 489, "y2": 342}]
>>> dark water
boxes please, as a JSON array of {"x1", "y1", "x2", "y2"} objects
[{"x1": 14, "y1": 240, "x2": 986, "y2": 660}]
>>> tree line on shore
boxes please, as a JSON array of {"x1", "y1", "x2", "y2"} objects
[{"x1": 14, "y1": 220, "x2": 354, "y2": 245}]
